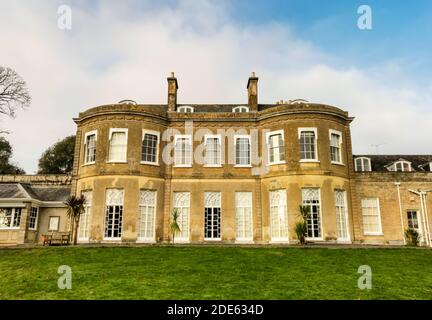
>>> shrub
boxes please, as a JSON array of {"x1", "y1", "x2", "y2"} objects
[
  {"x1": 405, "y1": 228, "x2": 420, "y2": 246},
  {"x1": 295, "y1": 221, "x2": 307, "y2": 245},
  {"x1": 295, "y1": 205, "x2": 310, "y2": 245}
]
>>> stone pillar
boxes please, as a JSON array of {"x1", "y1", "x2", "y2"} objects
[
  {"x1": 254, "y1": 178, "x2": 263, "y2": 243},
  {"x1": 167, "y1": 72, "x2": 178, "y2": 112},
  {"x1": 17, "y1": 202, "x2": 31, "y2": 244},
  {"x1": 247, "y1": 72, "x2": 258, "y2": 112}
]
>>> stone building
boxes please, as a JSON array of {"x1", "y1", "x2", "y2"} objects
[{"x1": 0, "y1": 73, "x2": 431, "y2": 246}]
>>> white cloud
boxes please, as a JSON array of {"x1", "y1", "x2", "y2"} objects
[{"x1": 0, "y1": 0, "x2": 431, "y2": 172}]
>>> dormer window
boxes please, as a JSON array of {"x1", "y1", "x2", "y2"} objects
[
  {"x1": 177, "y1": 106, "x2": 194, "y2": 113},
  {"x1": 355, "y1": 157, "x2": 371, "y2": 172},
  {"x1": 388, "y1": 160, "x2": 412, "y2": 172},
  {"x1": 232, "y1": 106, "x2": 249, "y2": 113}
]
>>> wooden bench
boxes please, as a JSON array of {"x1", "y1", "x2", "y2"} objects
[{"x1": 41, "y1": 232, "x2": 71, "y2": 246}]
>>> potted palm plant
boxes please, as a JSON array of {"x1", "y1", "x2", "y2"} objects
[
  {"x1": 64, "y1": 194, "x2": 85, "y2": 245},
  {"x1": 295, "y1": 205, "x2": 310, "y2": 245},
  {"x1": 170, "y1": 208, "x2": 181, "y2": 244}
]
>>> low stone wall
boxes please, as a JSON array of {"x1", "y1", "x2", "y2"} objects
[{"x1": 0, "y1": 175, "x2": 72, "y2": 185}]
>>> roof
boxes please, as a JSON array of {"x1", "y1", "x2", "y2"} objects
[
  {"x1": 353, "y1": 155, "x2": 432, "y2": 172},
  {"x1": 0, "y1": 184, "x2": 28, "y2": 199},
  {"x1": 0, "y1": 183, "x2": 71, "y2": 202}
]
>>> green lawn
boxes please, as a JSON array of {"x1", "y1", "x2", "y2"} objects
[{"x1": 0, "y1": 246, "x2": 431, "y2": 300}]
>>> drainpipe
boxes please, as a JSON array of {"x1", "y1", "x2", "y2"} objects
[
  {"x1": 420, "y1": 192, "x2": 431, "y2": 247},
  {"x1": 395, "y1": 182, "x2": 406, "y2": 245},
  {"x1": 409, "y1": 189, "x2": 431, "y2": 247}
]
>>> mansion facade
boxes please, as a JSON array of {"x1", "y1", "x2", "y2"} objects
[{"x1": 1, "y1": 73, "x2": 431, "y2": 246}]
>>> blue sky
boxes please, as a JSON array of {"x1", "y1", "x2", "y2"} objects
[
  {"x1": 234, "y1": 0, "x2": 432, "y2": 79},
  {"x1": 0, "y1": 0, "x2": 431, "y2": 172}
]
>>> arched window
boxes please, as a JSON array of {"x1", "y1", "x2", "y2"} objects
[
  {"x1": 232, "y1": 106, "x2": 249, "y2": 113},
  {"x1": 354, "y1": 157, "x2": 371, "y2": 172},
  {"x1": 177, "y1": 106, "x2": 194, "y2": 113},
  {"x1": 388, "y1": 160, "x2": 411, "y2": 172}
]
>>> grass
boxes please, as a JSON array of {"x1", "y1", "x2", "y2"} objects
[{"x1": 0, "y1": 246, "x2": 431, "y2": 300}]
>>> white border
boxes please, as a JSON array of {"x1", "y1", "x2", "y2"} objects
[
  {"x1": 329, "y1": 129, "x2": 343, "y2": 165},
  {"x1": 173, "y1": 134, "x2": 193, "y2": 167},
  {"x1": 298, "y1": 127, "x2": 319, "y2": 162},
  {"x1": 107, "y1": 128, "x2": 128, "y2": 163},
  {"x1": 83, "y1": 130, "x2": 97, "y2": 165},
  {"x1": 204, "y1": 134, "x2": 223, "y2": 167},
  {"x1": 361, "y1": 197, "x2": 383, "y2": 235},
  {"x1": 141, "y1": 129, "x2": 160, "y2": 166},
  {"x1": 234, "y1": 135, "x2": 252, "y2": 167},
  {"x1": 177, "y1": 106, "x2": 194, "y2": 113},
  {"x1": 354, "y1": 157, "x2": 371, "y2": 172},
  {"x1": 136, "y1": 189, "x2": 157, "y2": 243},
  {"x1": 265, "y1": 129, "x2": 285, "y2": 165},
  {"x1": 232, "y1": 106, "x2": 249, "y2": 113}
]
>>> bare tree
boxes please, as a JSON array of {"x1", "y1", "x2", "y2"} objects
[{"x1": 0, "y1": 66, "x2": 31, "y2": 132}]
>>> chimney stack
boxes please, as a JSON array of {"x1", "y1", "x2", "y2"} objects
[
  {"x1": 247, "y1": 72, "x2": 258, "y2": 111},
  {"x1": 167, "y1": 72, "x2": 178, "y2": 112}
]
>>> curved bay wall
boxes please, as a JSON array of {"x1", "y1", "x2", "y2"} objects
[{"x1": 72, "y1": 103, "x2": 354, "y2": 243}]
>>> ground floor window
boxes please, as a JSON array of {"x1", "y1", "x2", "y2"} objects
[
  {"x1": 235, "y1": 192, "x2": 253, "y2": 241},
  {"x1": 79, "y1": 190, "x2": 92, "y2": 240},
  {"x1": 48, "y1": 216, "x2": 60, "y2": 231},
  {"x1": 302, "y1": 188, "x2": 321, "y2": 239},
  {"x1": 29, "y1": 207, "x2": 39, "y2": 230},
  {"x1": 138, "y1": 190, "x2": 156, "y2": 241},
  {"x1": 104, "y1": 189, "x2": 124, "y2": 239},
  {"x1": 407, "y1": 210, "x2": 421, "y2": 233},
  {"x1": 0, "y1": 208, "x2": 22, "y2": 229},
  {"x1": 335, "y1": 190, "x2": 349, "y2": 241},
  {"x1": 204, "y1": 192, "x2": 221, "y2": 240},
  {"x1": 269, "y1": 190, "x2": 288, "y2": 241},
  {"x1": 361, "y1": 198, "x2": 382, "y2": 235},
  {"x1": 173, "y1": 192, "x2": 190, "y2": 240}
]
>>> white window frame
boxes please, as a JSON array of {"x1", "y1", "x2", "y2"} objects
[
  {"x1": 235, "y1": 192, "x2": 253, "y2": 242},
  {"x1": 361, "y1": 198, "x2": 383, "y2": 235},
  {"x1": 28, "y1": 207, "x2": 39, "y2": 231},
  {"x1": 137, "y1": 190, "x2": 157, "y2": 243},
  {"x1": 298, "y1": 127, "x2": 319, "y2": 162},
  {"x1": 103, "y1": 188, "x2": 124, "y2": 241},
  {"x1": 269, "y1": 189, "x2": 289, "y2": 242},
  {"x1": 0, "y1": 208, "x2": 22, "y2": 230},
  {"x1": 234, "y1": 135, "x2": 252, "y2": 167},
  {"x1": 78, "y1": 190, "x2": 92, "y2": 242},
  {"x1": 204, "y1": 134, "x2": 222, "y2": 167},
  {"x1": 388, "y1": 160, "x2": 412, "y2": 172},
  {"x1": 265, "y1": 129, "x2": 285, "y2": 165},
  {"x1": 302, "y1": 188, "x2": 323, "y2": 241},
  {"x1": 232, "y1": 106, "x2": 249, "y2": 113},
  {"x1": 83, "y1": 130, "x2": 97, "y2": 165},
  {"x1": 329, "y1": 129, "x2": 343, "y2": 165},
  {"x1": 107, "y1": 128, "x2": 128, "y2": 163},
  {"x1": 354, "y1": 157, "x2": 372, "y2": 172},
  {"x1": 177, "y1": 106, "x2": 194, "y2": 113},
  {"x1": 48, "y1": 216, "x2": 60, "y2": 231},
  {"x1": 141, "y1": 129, "x2": 160, "y2": 166},
  {"x1": 407, "y1": 210, "x2": 422, "y2": 235},
  {"x1": 335, "y1": 190, "x2": 350, "y2": 242},
  {"x1": 204, "y1": 191, "x2": 222, "y2": 241},
  {"x1": 174, "y1": 134, "x2": 192, "y2": 167}
]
